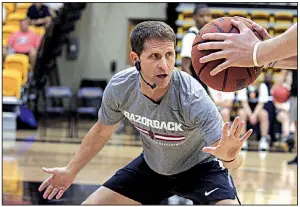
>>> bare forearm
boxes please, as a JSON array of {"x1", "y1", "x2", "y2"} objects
[
  {"x1": 66, "y1": 123, "x2": 111, "y2": 174},
  {"x1": 31, "y1": 18, "x2": 48, "y2": 25},
  {"x1": 273, "y1": 56, "x2": 297, "y2": 69},
  {"x1": 30, "y1": 19, "x2": 39, "y2": 25},
  {"x1": 222, "y1": 153, "x2": 243, "y2": 170},
  {"x1": 257, "y1": 24, "x2": 297, "y2": 66}
]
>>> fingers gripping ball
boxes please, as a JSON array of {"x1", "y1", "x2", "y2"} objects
[{"x1": 191, "y1": 17, "x2": 264, "y2": 92}]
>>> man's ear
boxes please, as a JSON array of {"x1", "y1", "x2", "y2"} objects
[{"x1": 130, "y1": 51, "x2": 139, "y2": 65}]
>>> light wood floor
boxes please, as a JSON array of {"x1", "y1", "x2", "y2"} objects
[{"x1": 3, "y1": 123, "x2": 298, "y2": 205}]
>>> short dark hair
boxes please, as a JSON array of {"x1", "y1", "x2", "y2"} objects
[
  {"x1": 193, "y1": 4, "x2": 209, "y2": 15},
  {"x1": 130, "y1": 21, "x2": 176, "y2": 56}
]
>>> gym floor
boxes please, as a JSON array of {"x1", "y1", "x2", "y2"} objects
[{"x1": 3, "y1": 119, "x2": 297, "y2": 205}]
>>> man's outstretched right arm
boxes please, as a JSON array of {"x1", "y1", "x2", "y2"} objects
[
  {"x1": 38, "y1": 120, "x2": 119, "y2": 200},
  {"x1": 66, "y1": 121, "x2": 119, "y2": 175}
]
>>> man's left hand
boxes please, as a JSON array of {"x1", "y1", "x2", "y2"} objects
[{"x1": 202, "y1": 116, "x2": 252, "y2": 161}]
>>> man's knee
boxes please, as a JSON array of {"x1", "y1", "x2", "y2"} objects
[{"x1": 82, "y1": 186, "x2": 140, "y2": 205}]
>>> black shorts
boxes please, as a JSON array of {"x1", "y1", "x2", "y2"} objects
[{"x1": 103, "y1": 153, "x2": 237, "y2": 205}]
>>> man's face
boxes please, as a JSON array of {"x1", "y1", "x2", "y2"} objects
[
  {"x1": 20, "y1": 19, "x2": 29, "y2": 32},
  {"x1": 138, "y1": 39, "x2": 175, "y2": 89},
  {"x1": 193, "y1": 8, "x2": 212, "y2": 29}
]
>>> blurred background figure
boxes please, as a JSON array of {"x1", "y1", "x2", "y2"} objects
[
  {"x1": 2, "y1": 2, "x2": 297, "y2": 205},
  {"x1": 43, "y1": 3, "x2": 64, "y2": 17},
  {"x1": 273, "y1": 69, "x2": 298, "y2": 164},
  {"x1": 237, "y1": 77, "x2": 270, "y2": 151},
  {"x1": 27, "y1": 3, "x2": 52, "y2": 28},
  {"x1": 3, "y1": 18, "x2": 41, "y2": 65},
  {"x1": 208, "y1": 87, "x2": 235, "y2": 123},
  {"x1": 180, "y1": 3, "x2": 212, "y2": 93}
]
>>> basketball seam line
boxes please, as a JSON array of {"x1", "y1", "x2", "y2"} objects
[
  {"x1": 198, "y1": 62, "x2": 209, "y2": 77},
  {"x1": 211, "y1": 23, "x2": 224, "y2": 33},
  {"x1": 222, "y1": 68, "x2": 229, "y2": 91},
  {"x1": 246, "y1": 67, "x2": 253, "y2": 83},
  {"x1": 228, "y1": 25, "x2": 235, "y2": 33}
]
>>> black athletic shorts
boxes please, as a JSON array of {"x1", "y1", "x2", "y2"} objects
[{"x1": 103, "y1": 153, "x2": 237, "y2": 205}]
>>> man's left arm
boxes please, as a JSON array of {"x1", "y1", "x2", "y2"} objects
[
  {"x1": 190, "y1": 90, "x2": 251, "y2": 171},
  {"x1": 210, "y1": 140, "x2": 243, "y2": 170}
]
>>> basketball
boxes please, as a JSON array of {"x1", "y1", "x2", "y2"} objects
[
  {"x1": 271, "y1": 84, "x2": 290, "y2": 103},
  {"x1": 191, "y1": 17, "x2": 264, "y2": 92}
]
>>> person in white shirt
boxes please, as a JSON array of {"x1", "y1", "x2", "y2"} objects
[
  {"x1": 180, "y1": 4, "x2": 212, "y2": 93},
  {"x1": 208, "y1": 87, "x2": 235, "y2": 123},
  {"x1": 236, "y1": 78, "x2": 270, "y2": 151}
]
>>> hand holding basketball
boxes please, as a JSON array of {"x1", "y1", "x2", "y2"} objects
[
  {"x1": 38, "y1": 166, "x2": 76, "y2": 200},
  {"x1": 202, "y1": 117, "x2": 253, "y2": 162},
  {"x1": 192, "y1": 17, "x2": 265, "y2": 92},
  {"x1": 235, "y1": 16, "x2": 272, "y2": 40},
  {"x1": 196, "y1": 17, "x2": 271, "y2": 76}
]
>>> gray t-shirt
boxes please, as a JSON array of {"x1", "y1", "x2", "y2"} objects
[{"x1": 98, "y1": 67, "x2": 224, "y2": 175}]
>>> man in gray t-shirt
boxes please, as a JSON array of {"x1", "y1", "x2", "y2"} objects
[
  {"x1": 39, "y1": 21, "x2": 252, "y2": 205},
  {"x1": 99, "y1": 66, "x2": 222, "y2": 175}
]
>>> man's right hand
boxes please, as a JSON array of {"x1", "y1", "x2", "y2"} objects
[{"x1": 38, "y1": 166, "x2": 76, "y2": 200}]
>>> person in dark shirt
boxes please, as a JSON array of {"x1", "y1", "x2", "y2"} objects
[{"x1": 27, "y1": 3, "x2": 52, "y2": 28}]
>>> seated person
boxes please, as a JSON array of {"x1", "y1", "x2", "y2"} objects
[
  {"x1": 237, "y1": 78, "x2": 270, "y2": 151},
  {"x1": 266, "y1": 70, "x2": 292, "y2": 142},
  {"x1": 274, "y1": 101, "x2": 291, "y2": 141},
  {"x1": 27, "y1": 3, "x2": 52, "y2": 28},
  {"x1": 207, "y1": 87, "x2": 234, "y2": 123},
  {"x1": 3, "y1": 18, "x2": 41, "y2": 65}
]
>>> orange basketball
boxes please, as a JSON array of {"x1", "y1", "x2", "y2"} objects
[
  {"x1": 191, "y1": 17, "x2": 264, "y2": 92},
  {"x1": 272, "y1": 85, "x2": 290, "y2": 103}
]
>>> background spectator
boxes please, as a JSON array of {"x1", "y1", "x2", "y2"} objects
[
  {"x1": 27, "y1": 3, "x2": 52, "y2": 28},
  {"x1": 3, "y1": 18, "x2": 41, "y2": 65},
  {"x1": 237, "y1": 78, "x2": 270, "y2": 151},
  {"x1": 207, "y1": 87, "x2": 235, "y2": 123}
]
